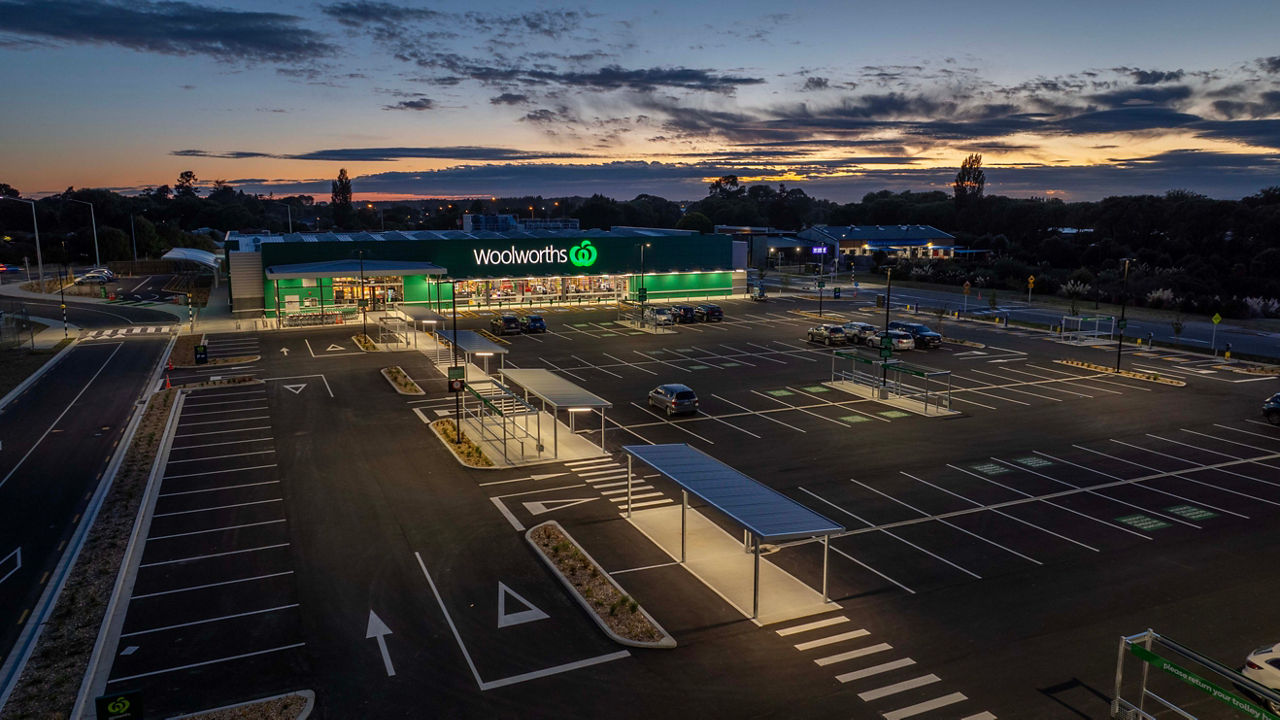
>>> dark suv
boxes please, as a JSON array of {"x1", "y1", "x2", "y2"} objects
[
  {"x1": 648, "y1": 383, "x2": 699, "y2": 416},
  {"x1": 888, "y1": 321, "x2": 943, "y2": 349},
  {"x1": 1265, "y1": 393, "x2": 1280, "y2": 425},
  {"x1": 694, "y1": 304, "x2": 723, "y2": 322},
  {"x1": 490, "y1": 314, "x2": 521, "y2": 335},
  {"x1": 670, "y1": 304, "x2": 696, "y2": 323},
  {"x1": 519, "y1": 314, "x2": 546, "y2": 333}
]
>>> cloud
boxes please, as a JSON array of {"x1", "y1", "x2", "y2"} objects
[
  {"x1": 1191, "y1": 119, "x2": 1280, "y2": 149},
  {"x1": 1126, "y1": 68, "x2": 1185, "y2": 85},
  {"x1": 802, "y1": 76, "x2": 830, "y2": 91},
  {"x1": 490, "y1": 92, "x2": 530, "y2": 105},
  {"x1": 0, "y1": 0, "x2": 334, "y2": 63},
  {"x1": 169, "y1": 146, "x2": 598, "y2": 162},
  {"x1": 1259, "y1": 57, "x2": 1280, "y2": 74},
  {"x1": 383, "y1": 97, "x2": 434, "y2": 111}
]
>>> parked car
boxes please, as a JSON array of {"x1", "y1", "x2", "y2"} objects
[
  {"x1": 694, "y1": 304, "x2": 724, "y2": 322},
  {"x1": 644, "y1": 306, "x2": 674, "y2": 326},
  {"x1": 1242, "y1": 642, "x2": 1280, "y2": 711},
  {"x1": 489, "y1": 314, "x2": 521, "y2": 335},
  {"x1": 868, "y1": 330, "x2": 915, "y2": 351},
  {"x1": 519, "y1": 314, "x2": 546, "y2": 333},
  {"x1": 842, "y1": 321, "x2": 879, "y2": 345},
  {"x1": 807, "y1": 324, "x2": 848, "y2": 345},
  {"x1": 74, "y1": 273, "x2": 108, "y2": 285},
  {"x1": 647, "y1": 383, "x2": 699, "y2": 416},
  {"x1": 669, "y1": 304, "x2": 696, "y2": 323},
  {"x1": 889, "y1": 321, "x2": 943, "y2": 349},
  {"x1": 749, "y1": 287, "x2": 767, "y2": 301},
  {"x1": 1265, "y1": 393, "x2": 1280, "y2": 425}
]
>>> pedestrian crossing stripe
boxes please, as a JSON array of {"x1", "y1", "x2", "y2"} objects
[
  {"x1": 766, "y1": 389, "x2": 794, "y2": 397},
  {"x1": 840, "y1": 415, "x2": 870, "y2": 424},
  {"x1": 1116, "y1": 514, "x2": 1171, "y2": 530},
  {"x1": 1165, "y1": 505, "x2": 1217, "y2": 520},
  {"x1": 879, "y1": 410, "x2": 910, "y2": 418},
  {"x1": 1015, "y1": 456, "x2": 1053, "y2": 468},
  {"x1": 971, "y1": 462, "x2": 1010, "y2": 475}
]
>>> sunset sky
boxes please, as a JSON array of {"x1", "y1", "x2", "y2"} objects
[{"x1": 2, "y1": 0, "x2": 1279, "y2": 201}]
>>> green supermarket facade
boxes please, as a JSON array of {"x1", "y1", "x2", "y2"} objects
[{"x1": 223, "y1": 228, "x2": 748, "y2": 321}]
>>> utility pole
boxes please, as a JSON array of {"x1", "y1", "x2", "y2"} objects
[
  {"x1": 358, "y1": 249, "x2": 367, "y2": 341},
  {"x1": 2, "y1": 197, "x2": 42, "y2": 288},
  {"x1": 68, "y1": 198, "x2": 100, "y2": 267},
  {"x1": 452, "y1": 280, "x2": 461, "y2": 445},
  {"x1": 882, "y1": 267, "x2": 893, "y2": 390},
  {"x1": 1115, "y1": 258, "x2": 1131, "y2": 372}
]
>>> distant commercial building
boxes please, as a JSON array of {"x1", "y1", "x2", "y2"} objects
[
  {"x1": 797, "y1": 225, "x2": 960, "y2": 268},
  {"x1": 462, "y1": 214, "x2": 580, "y2": 233}
]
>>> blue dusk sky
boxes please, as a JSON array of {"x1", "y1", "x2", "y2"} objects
[{"x1": 2, "y1": 0, "x2": 1279, "y2": 201}]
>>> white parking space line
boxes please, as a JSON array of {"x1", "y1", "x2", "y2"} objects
[
  {"x1": 945, "y1": 464, "x2": 1153, "y2": 540},
  {"x1": 122, "y1": 604, "x2": 299, "y2": 637},
  {"x1": 794, "y1": 629, "x2": 870, "y2": 651},
  {"x1": 170, "y1": 438, "x2": 274, "y2": 452},
  {"x1": 166, "y1": 449, "x2": 276, "y2": 464},
  {"x1": 164, "y1": 464, "x2": 278, "y2": 480},
  {"x1": 751, "y1": 391, "x2": 849, "y2": 428},
  {"x1": 131, "y1": 570, "x2": 294, "y2": 599},
  {"x1": 148, "y1": 519, "x2": 287, "y2": 541},
  {"x1": 174, "y1": 426, "x2": 272, "y2": 439},
  {"x1": 725, "y1": 343, "x2": 786, "y2": 364},
  {"x1": 950, "y1": 377, "x2": 1033, "y2": 406},
  {"x1": 902, "y1": 473, "x2": 1099, "y2": 552},
  {"x1": 699, "y1": 411, "x2": 763, "y2": 438},
  {"x1": 965, "y1": 369, "x2": 1070, "y2": 401},
  {"x1": 788, "y1": 386, "x2": 889, "y2": 423},
  {"x1": 711, "y1": 393, "x2": 807, "y2": 432},
  {"x1": 883, "y1": 692, "x2": 969, "y2": 720},
  {"x1": 107, "y1": 643, "x2": 307, "y2": 684},
  {"x1": 579, "y1": 468, "x2": 626, "y2": 477},
  {"x1": 628, "y1": 403, "x2": 716, "y2": 444},
  {"x1": 695, "y1": 345, "x2": 754, "y2": 366},
  {"x1": 572, "y1": 354, "x2": 622, "y2": 378},
  {"x1": 1205, "y1": 425, "x2": 1280, "y2": 458},
  {"x1": 536, "y1": 356, "x2": 587, "y2": 382},
  {"x1": 180, "y1": 398, "x2": 270, "y2": 409},
  {"x1": 599, "y1": 485, "x2": 654, "y2": 495},
  {"x1": 961, "y1": 712, "x2": 997, "y2": 720},
  {"x1": 138, "y1": 542, "x2": 290, "y2": 567},
  {"x1": 801, "y1": 488, "x2": 982, "y2": 578},
  {"x1": 750, "y1": 341, "x2": 817, "y2": 362},
  {"x1": 859, "y1": 674, "x2": 941, "y2": 701},
  {"x1": 634, "y1": 350, "x2": 692, "y2": 373},
  {"x1": 849, "y1": 478, "x2": 1041, "y2": 565},
  {"x1": 992, "y1": 456, "x2": 1199, "y2": 528},
  {"x1": 1070, "y1": 445, "x2": 1280, "y2": 507},
  {"x1": 602, "y1": 352, "x2": 659, "y2": 375},
  {"x1": 776, "y1": 616, "x2": 849, "y2": 636},
  {"x1": 152, "y1": 498, "x2": 283, "y2": 518},
  {"x1": 183, "y1": 390, "x2": 266, "y2": 401},
  {"x1": 815, "y1": 642, "x2": 893, "y2": 666},
  {"x1": 178, "y1": 416, "x2": 272, "y2": 427},
  {"x1": 1027, "y1": 363, "x2": 1149, "y2": 391},
  {"x1": 158, "y1": 480, "x2": 281, "y2": 498},
  {"x1": 1003, "y1": 365, "x2": 1120, "y2": 395},
  {"x1": 836, "y1": 657, "x2": 916, "y2": 683}
]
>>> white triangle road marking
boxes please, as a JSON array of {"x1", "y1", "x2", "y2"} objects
[
  {"x1": 497, "y1": 581, "x2": 549, "y2": 628},
  {"x1": 284, "y1": 383, "x2": 306, "y2": 394},
  {"x1": 327, "y1": 343, "x2": 345, "y2": 351},
  {"x1": 521, "y1": 497, "x2": 598, "y2": 516}
]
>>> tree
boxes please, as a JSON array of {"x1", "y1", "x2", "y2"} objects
[
  {"x1": 953, "y1": 154, "x2": 985, "y2": 207},
  {"x1": 675, "y1": 211, "x2": 713, "y2": 234},
  {"x1": 175, "y1": 170, "x2": 198, "y2": 197},
  {"x1": 708, "y1": 175, "x2": 743, "y2": 198},
  {"x1": 331, "y1": 168, "x2": 354, "y2": 228},
  {"x1": 0, "y1": 183, "x2": 19, "y2": 198}
]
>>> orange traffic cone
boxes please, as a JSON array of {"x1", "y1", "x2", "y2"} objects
[
  {"x1": 165, "y1": 375, "x2": 171, "y2": 389},
  {"x1": 167, "y1": 359, "x2": 173, "y2": 371}
]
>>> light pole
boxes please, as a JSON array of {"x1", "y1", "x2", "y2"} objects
[
  {"x1": 1115, "y1": 258, "x2": 1131, "y2": 372},
  {"x1": 366, "y1": 203, "x2": 384, "y2": 231},
  {"x1": 129, "y1": 213, "x2": 139, "y2": 275},
  {"x1": 358, "y1": 249, "x2": 367, "y2": 340},
  {"x1": 451, "y1": 279, "x2": 461, "y2": 445},
  {"x1": 2, "y1": 197, "x2": 42, "y2": 288},
  {"x1": 268, "y1": 201, "x2": 293, "y2": 233},
  {"x1": 67, "y1": 198, "x2": 100, "y2": 267},
  {"x1": 882, "y1": 267, "x2": 893, "y2": 390},
  {"x1": 58, "y1": 241, "x2": 68, "y2": 337}
]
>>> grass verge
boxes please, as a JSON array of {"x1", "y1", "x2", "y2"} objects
[{"x1": 0, "y1": 338, "x2": 71, "y2": 399}]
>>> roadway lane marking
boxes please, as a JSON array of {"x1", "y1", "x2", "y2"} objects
[
  {"x1": 794, "y1": 629, "x2": 870, "y2": 651},
  {"x1": 152, "y1": 498, "x2": 283, "y2": 517},
  {"x1": 137, "y1": 542, "x2": 290, "y2": 567},
  {"x1": 859, "y1": 673, "x2": 940, "y2": 701},
  {"x1": 962, "y1": 713, "x2": 997, "y2": 720},
  {"x1": 816, "y1": 642, "x2": 893, "y2": 666},
  {"x1": 182, "y1": 398, "x2": 269, "y2": 409},
  {"x1": 0, "y1": 342, "x2": 124, "y2": 490},
  {"x1": 147, "y1": 519, "x2": 287, "y2": 541},
  {"x1": 130, "y1": 279, "x2": 148, "y2": 292},
  {"x1": 992, "y1": 456, "x2": 1199, "y2": 528},
  {"x1": 0, "y1": 548, "x2": 20, "y2": 585},
  {"x1": 415, "y1": 553, "x2": 630, "y2": 691},
  {"x1": 158, "y1": 480, "x2": 281, "y2": 498},
  {"x1": 849, "y1": 478, "x2": 1042, "y2": 565},
  {"x1": 608, "y1": 561, "x2": 680, "y2": 575},
  {"x1": 563, "y1": 457, "x2": 614, "y2": 467},
  {"x1": 163, "y1": 464, "x2": 278, "y2": 480},
  {"x1": 165, "y1": 449, "x2": 276, "y2": 464},
  {"x1": 174, "y1": 426, "x2": 272, "y2": 438},
  {"x1": 106, "y1": 643, "x2": 307, "y2": 684},
  {"x1": 901, "y1": 472, "x2": 1099, "y2": 552},
  {"x1": 131, "y1": 570, "x2": 294, "y2": 599},
  {"x1": 776, "y1": 616, "x2": 849, "y2": 636},
  {"x1": 184, "y1": 390, "x2": 266, "y2": 401},
  {"x1": 121, "y1": 604, "x2": 299, "y2": 637},
  {"x1": 170, "y1": 438, "x2": 274, "y2": 452},
  {"x1": 836, "y1": 657, "x2": 916, "y2": 683},
  {"x1": 882, "y1": 691, "x2": 968, "y2": 719}
]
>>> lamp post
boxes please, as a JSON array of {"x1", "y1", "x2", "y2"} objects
[
  {"x1": 638, "y1": 242, "x2": 651, "y2": 324},
  {"x1": 2, "y1": 197, "x2": 42, "y2": 288},
  {"x1": 366, "y1": 203, "x2": 384, "y2": 231},
  {"x1": 358, "y1": 249, "x2": 367, "y2": 341},
  {"x1": 882, "y1": 267, "x2": 893, "y2": 389},
  {"x1": 452, "y1": 279, "x2": 461, "y2": 445},
  {"x1": 1115, "y1": 258, "x2": 1131, "y2": 372},
  {"x1": 67, "y1": 198, "x2": 100, "y2": 267},
  {"x1": 58, "y1": 241, "x2": 68, "y2": 337},
  {"x1": 268, "y1": 201, "x2": 293, "y2": 233}
]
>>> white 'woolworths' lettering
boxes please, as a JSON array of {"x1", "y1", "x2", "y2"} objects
[{"x1": 472, "y1": 245, "x2": 569, "y2": 266}]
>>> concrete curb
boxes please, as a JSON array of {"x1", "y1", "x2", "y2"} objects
[
  {"x1": 427, "y1": 418, "x2": 497, "y2": 469},
  {"x1": 168, "y1": 689, "x2": 316, "y2": 720},
  {"x1": 1055, "y1": 359, "x2": 1187, "y2": 386},
  {"x1": 526, "y1": 521, "x2": 675, "y2": 649},
  {"x1": 381, "y1": 366, "x2": 425, "y2": 395},
  {"x1": 0, "y1": 337, "x2": 78, "y2": 414},
  {"x1": 172, "y1": 354, "x2": 262, "y2": 369},
  {"x1": 72, "y1": 381, "x2": 185, "y2": 719},
  {"x1": 942, "y1": 337, "x2": 986, "y2": 348}
]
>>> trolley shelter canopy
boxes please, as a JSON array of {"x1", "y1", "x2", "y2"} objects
[
  {"x1": 499, "y1": 368, "x2": 611, "y2": 453},
  {"x1": 622, "y1": 444, "x2": 843, "y2": 541},
  {"x1": 397, "y1": 304, "x2": 448, "y2": 326},
  {"x1": 440, "y1": 330, "x2": 509, "y2": 357}
]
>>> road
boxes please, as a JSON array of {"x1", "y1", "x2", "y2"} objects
[
  {"x1": 0, "y1": 337, "x2": 167, "y2": 666},
  {"x1": 0, "y1": 284, "x2": 180, "y2": 329}
]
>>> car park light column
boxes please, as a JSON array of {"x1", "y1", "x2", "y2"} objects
[
  {"x1": 1116, "y1": 258, "x2": 1131, "y2": 372},
  {"x1": 2, "y1": 197, "x2": 42, "y2": 288},
  {"x1": 67, "y1": 198, "x2": 100, "y2": 268}
]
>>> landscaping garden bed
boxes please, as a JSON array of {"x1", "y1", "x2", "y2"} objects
[
  {"x1": 1056, "y1": 358, "x2": 1186, "y2": 386},
  {"x1": 352, "y1": 334, "x2": 377, "y2": 352},
  {"x1": 527, "y1": 521, "x2": 674, "y2": 648},
  {"x1": 381, "y1": 366, "x2": 424, "y2": 395},
  {"x1": 430, "y1": 419, "x2": 493, "y2": 467}
]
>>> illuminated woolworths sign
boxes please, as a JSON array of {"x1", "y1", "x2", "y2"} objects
[{"x1": 472, "y1": 240, "x2": 599, "y2": 268}]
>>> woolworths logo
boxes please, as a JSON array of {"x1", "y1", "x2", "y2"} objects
[
  {"x1": 471, "y1": 240, "x2": 600, "y2": 267},
  {"x1": 568, "y1": 240, "x2": 598, "y2": 267}
]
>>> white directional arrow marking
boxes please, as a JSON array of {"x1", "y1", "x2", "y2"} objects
[
  {"x1": 283, "y1": 383, "x2": 306, "y2": 394},
  {"x1": 327, "y1": 343, "x2": 345, "y2": 351},
  {"x1": 279, "y1": 347, "x2": 290, "y2": 356},
  {"x1": 497, "y1": 582, "x2": 549, "y2": 628},
  {"x1": 366, "y1": 610, "x2": 396, "y2": 677},
  {"x1": 521, "y1": 497, "x2": 598, "y2": 516}
]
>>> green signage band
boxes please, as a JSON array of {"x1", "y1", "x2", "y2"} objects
[
  {"x1": 1127, "y1": 644, "x2": 1280, "y2": 720},
  {"x1": 569, "y1": 240, "x2": 598, "y2": 267}
]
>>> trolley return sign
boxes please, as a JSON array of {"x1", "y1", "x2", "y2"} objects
[{"x1": 1127, "y1": 643, "x2": 1280, "y2": 720}]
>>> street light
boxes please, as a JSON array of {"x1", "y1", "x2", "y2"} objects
[
  {"x1": 1, "y1": 196, "x2": 42, "y2": 288},
  {"x1": 267, "y1": 201, "x2": 293, "y2": 233},
  {"x1": 882, "y1": 266, "x2": 893, "y2": 390},
  {"x1": 67, "y1": 198, "x2": 100, "y2": 267},
  {"x1": 358, "y1": 248, "x2": 367, "y2": 340},
  {"x1": 366, "y1": 203, "x2": 384, "y2": 231},
  {"x1": 58, "y1": 240, "x2": 68, "y2": 337},
  {"x1": 1115, "y1": 258, "x2": 1132, "y2": 372}
]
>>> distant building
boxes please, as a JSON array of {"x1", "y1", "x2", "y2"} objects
[
  {"x1": 797, "y1": 225, "x2": 960, "y2": 268},
  {"x1": 461, "y1": 214, "x2": 582, "y2": 233},
  {"x1": 516, "y1": 217, "x2": 580, "y2": 232}
]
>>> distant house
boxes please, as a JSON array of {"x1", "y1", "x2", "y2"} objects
[{"x1": 797, "y1": 225, "x2": 960, "y2": 268}]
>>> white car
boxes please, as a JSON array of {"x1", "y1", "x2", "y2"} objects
[
  {"x1": 842, "y1": 321, "x2": 878, "y2": 345},
  {"x1": 1243, "y1": 642, "x2": 1280, "y2": 711},
  {"x1": 644, "y1": 307, "x2": 673, "y2": 326},
  {"x1": 868, "y1": 330, "x2": 915, "y2": 351}
]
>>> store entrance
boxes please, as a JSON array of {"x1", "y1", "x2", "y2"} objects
[{"x1": 332, "y1": 275, "x2": 403, "y2": 311}]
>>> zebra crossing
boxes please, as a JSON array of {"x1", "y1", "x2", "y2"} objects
[
  {"x1": 776, "y1": 613, "x2": 994, "y2": 720},
  {"x1": 564, "y1": 456, "x2": 674, "y2": 512},
  {"x1": 80, "y1": 325, "x2": 173, "y2": 340}
]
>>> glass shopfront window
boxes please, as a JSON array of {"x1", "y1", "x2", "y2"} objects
[
  {"x1": 330, "y1": 275, "x2": 404, "y2": 310},
  {"x1": 451, "y1": 275, "x2": 623, "y2": 305}
]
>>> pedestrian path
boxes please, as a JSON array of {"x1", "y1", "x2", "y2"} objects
[{"x1": 563, "y1": 456, "x2": 674, "y2": 512}]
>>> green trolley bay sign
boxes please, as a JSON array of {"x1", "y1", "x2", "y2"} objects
[
  {"x1": 1127, "y1": 644, "x2": 1280, "y2": 720},
  {"x1": 194, "y1": 344, "x2": 208, "y2": 365},
  {"x1": 880, "y1": 348, "x2": 893, "y2": 358},
  {"x1": 448, "y1": 365, "x2": 465, "y2": 380},
  {"x1": 1118, "y1": 319, "x2": 1128, "y2": 329}
]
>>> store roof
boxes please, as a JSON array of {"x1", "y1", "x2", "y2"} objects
[
  {"x1": 498, "y1": 368, "x2": 611, "y2": 409},
  {"x1": 622, "y1": 444, "x2": 844, "y2": 542},
  {"x1": 230, "y1": 227, "x2": 711, "y2": 249},
  {"x1": 162, "y1": 247, "x2": 221, "y2": 270},
  {"x1": 264, "y1": 259, "x2": 446, "y2": 279}
]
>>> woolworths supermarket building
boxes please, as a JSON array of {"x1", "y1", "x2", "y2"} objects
[{"x1": 223, "y1": 228, "x2": 747, "y2": 321}]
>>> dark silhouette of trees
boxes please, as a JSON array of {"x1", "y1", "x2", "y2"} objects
[
  {"x1": 175, "y1": 170, "x2": 198, "y2": 197},
  {"x1": 331, "y1": 168, "x2": 354, "y2": 229},
  {"x1": 675, "y1": 211, "x2": 712, "y2": 234},
  {"x1": 953, "y1": 154, "x2": 985, "y2": 208}
]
